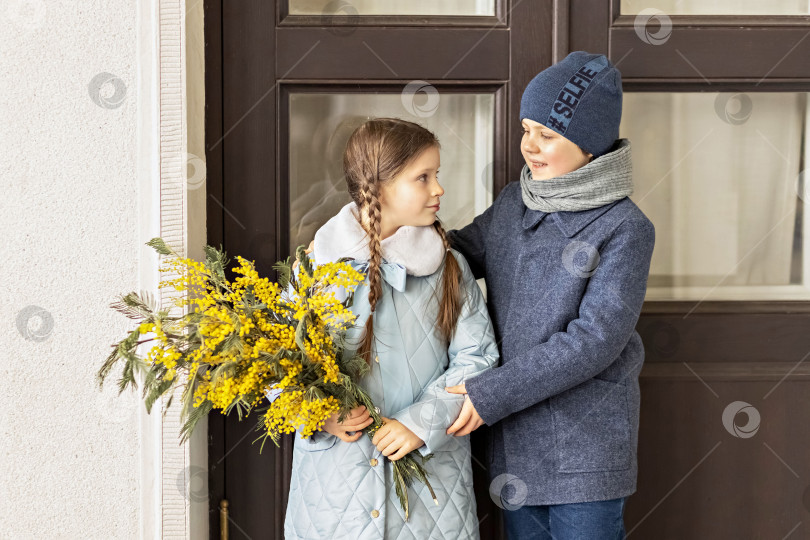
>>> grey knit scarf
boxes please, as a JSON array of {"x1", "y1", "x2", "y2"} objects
[{"x1": 520, "y1": 138, "x2": 634, "y2": 213}]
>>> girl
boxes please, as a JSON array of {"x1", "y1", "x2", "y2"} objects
[{"x1": 281, "y1": 118, "x2": 499, "y2": 539}]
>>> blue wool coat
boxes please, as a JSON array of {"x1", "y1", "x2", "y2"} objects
[
  {"x1": 448, "y1": 180, "x2": 655, "y2": 506},
  {"x1": 279, "y1": 248, "x2": 499, "y2": 539}
]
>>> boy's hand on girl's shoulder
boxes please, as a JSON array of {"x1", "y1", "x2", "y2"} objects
[
  {"x1": 445, "y1": 383, "x2": 485, "y2": 436},
  {"x1": 371, "y1": 417, "x2": 425, "y2": 461}
]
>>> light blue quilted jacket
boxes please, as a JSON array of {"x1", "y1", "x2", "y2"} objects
[{"x1": 276, "y1": 204, "x2": 499, "y2": 539}]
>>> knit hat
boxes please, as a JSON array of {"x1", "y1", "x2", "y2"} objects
[{"x1": 519, "y1": 51, "x2": 623, "y2": 158}]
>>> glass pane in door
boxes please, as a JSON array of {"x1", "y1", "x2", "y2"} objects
[
  {"x1": 620, "y1": 92, "x2": 809, "y2": 301},
  {"x1": 288, "y1": 91, "x2": 495, "y2": 253},
  {"x1": 621, "y1": 0, "x2": 809, "y2": 15},
  {"x1": 290, "y1": 0, "x2": 495, "y2": 16}
]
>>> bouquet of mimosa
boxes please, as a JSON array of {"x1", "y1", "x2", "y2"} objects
[{"x1": 97, "y1": 237, "x2": 436, "y2": 520}]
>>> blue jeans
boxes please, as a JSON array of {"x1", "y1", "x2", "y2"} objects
[{"x1": 503, "y1": 497, "x2": 627, "y2": 540}]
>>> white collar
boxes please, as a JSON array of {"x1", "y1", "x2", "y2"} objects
[{"x1": 312, "y1": 202, "x2": 445, "y2": 276}]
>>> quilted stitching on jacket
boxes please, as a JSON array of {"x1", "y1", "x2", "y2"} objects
[{"x1": 283, "y1": 250, "x2": 499, "y2": 539}]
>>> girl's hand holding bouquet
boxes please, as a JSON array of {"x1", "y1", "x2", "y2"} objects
[
  {"x1": 372, "y1": 417, "x2": 425, "y2": 461},
  {"x1": 323, "y1": 404, "x2": 373, "y2": 442}
]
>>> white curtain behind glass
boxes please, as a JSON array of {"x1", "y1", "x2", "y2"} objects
[
  {"x1": 288, "y1": 93, "x2": 494, "y2": 252},
  {"x1": 620, "y1": 0, "x2": 809, "y2": 15},
  {"x1": 289, "y1": 0, "x2": 494, "y2": 16},
  {"x1": 622, "y1": 92, "x2": 808, "y2": 299}
]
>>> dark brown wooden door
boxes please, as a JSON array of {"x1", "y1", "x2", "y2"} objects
[
  {"x1": 569, "y1": 2, "x2": 810, "y2": 538},
  {"x1": 205, "y1": 1, "x2": 539, "y2": 538},
  {"x1": 205, "y1": 1, "x2": 810, "y2": 538}
]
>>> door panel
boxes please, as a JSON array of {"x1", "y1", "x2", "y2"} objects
[
  {"x1": 276, "y1": 28, "x2": 510, "y2": 80},
  {"x1": 570, "y1": 1, "x2": 810, "y2": 537},
  {"x1": 203, "y1": 0, "x2": 810, "y2": 537},
  {"x1": 206, "y1": 1, "x2": 537, "y2": 538}
]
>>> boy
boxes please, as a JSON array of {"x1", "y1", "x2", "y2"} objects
[{"x1": 445, "y1": 51, "x2": 655, "y2": 539}]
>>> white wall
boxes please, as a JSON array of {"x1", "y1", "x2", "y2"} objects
[
  {"x1": 0, "y1": 0, "x2": 205, "y2": 537},
  {"x1": 0, "y1": 0, "x2": 140, "y2": 537}
]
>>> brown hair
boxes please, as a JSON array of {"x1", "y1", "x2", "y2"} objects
[{"x1": 343, "y1": 118, "x2": 463, "y2": 365}]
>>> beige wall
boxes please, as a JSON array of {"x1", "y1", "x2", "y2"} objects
[{"x1": 186, "y1": 0, "x2": 209, "y2": 537}]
